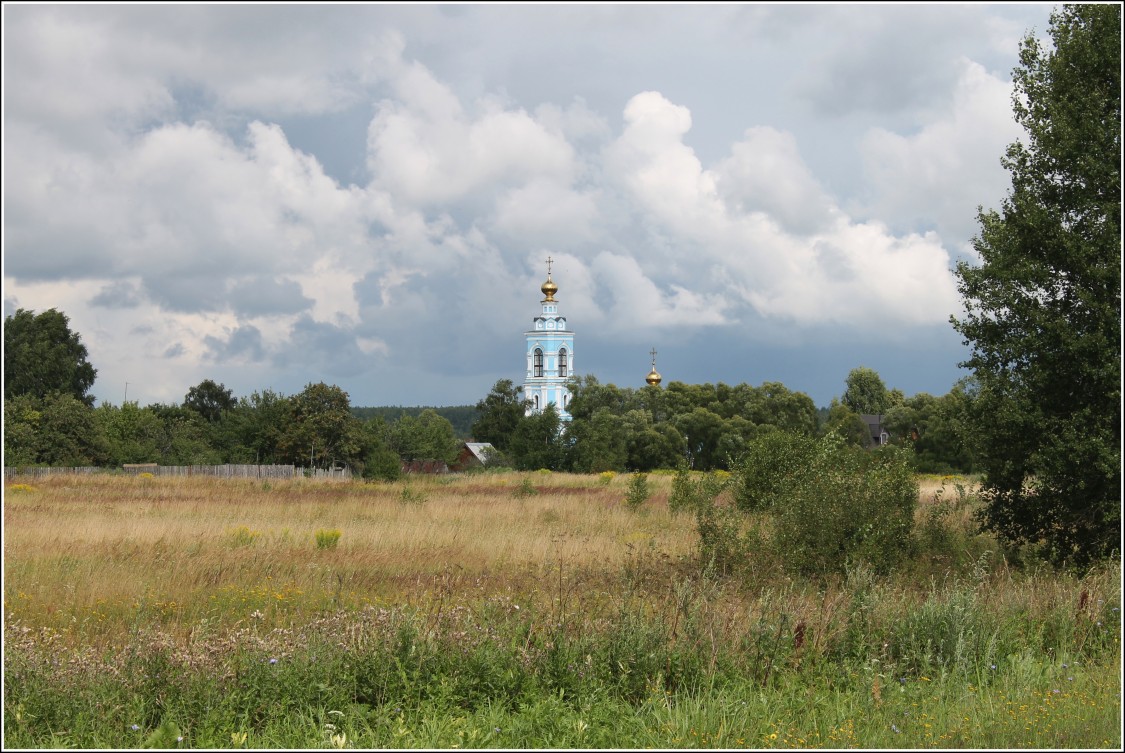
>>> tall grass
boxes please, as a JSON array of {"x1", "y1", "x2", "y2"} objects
[{"x1": 4, "y1": 472, "x2": 1120, "y2": 749}]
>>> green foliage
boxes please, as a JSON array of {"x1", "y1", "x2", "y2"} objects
[
  {"x1": 507, "y1": 404, "x2": 565, "y2": 471},
  {"x1": 183, "y1": 379, "x2": 235, "y2": 424},
  {"x1": 950, "y1": 4, "x2": 1121, "y2": 570},
  {"x1": 226, "y1": 526, "x2": 259, "y2": 548},
  {"x1": 353, "y1": 405, "x2": 478, "y2": 440},
  {"x1": 840, "y1": 366, "x2": 892, "y2": 415},
  {"x1": 772, "y1": 436, "x2": 918, "y2": 576},
  {"x1": 623, "y1": 473, "x2": 649, "y2": 511},
  {"x1": 882, "y1": 383, "x2": 976, "y2": 473},
  {"x1": 315, "y1": 529, "x2": 342, "y2": 550},
  {"x1": 360, "y1": 428, "x2": 402, "y2": 482},
  {"x1": 513, "y1": 477, "x2": 538, "y2": 498},
  {"x1": 730, "y1": 433, "x2": 918, "y2": 577},
  {"x1": 668, "y1": 468, "x2": 727, "y2": 516},
  {"x1": 469, "y1": 380, "x2": 528, "y2": 451},
  {"x1": 95, "y1": 402, "x2": 166, "y2": 465},
  {"x1": 820, "y1": 401, "x2": 873, "y2": 448},
  {"x1": 4, "y1": 308, "x2": 98, "y2": 406},
  {"x1": 279, "y1": 383, "x2": 365, "y2": 470},
  {"x1": 390, "y1": 409, "x2": 461, "y2": 465},
  {"x1": 732, "y1": 430, "x2": 817, "y2": 512},
  {"x1": 4, "y1": 392, "x2": 107, "y2": 467},
  {"x1": 566, "y1": 408, "x2": 628, "y2": 473}
]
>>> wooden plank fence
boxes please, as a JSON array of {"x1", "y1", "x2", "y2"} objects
[{"x1": 5, "y1": 465, "x2": 352, "y2": 481}]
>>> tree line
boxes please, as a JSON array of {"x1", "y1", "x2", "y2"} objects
[{"x1": 2, "y1": 306, "x2": 974, "y2": 479}]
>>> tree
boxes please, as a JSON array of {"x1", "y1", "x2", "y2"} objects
[
  {"x1": 4, "y1": 392, "x2": 106, "y2": 467},
  {"x1": 841, "y1": 366, "x2": 891, "y2": 415},
  {"x1": 822, "y1": 400, "x2": 873, "y2": 448},
  {"x1": 279, "y1": 383, "x2": 365, "y2": 469},
  {"x1": 222, "y1": 389, "x2": 292, "y2": 464},
  {"x1": 4, "y1": 308, "x2": 98, "y2": 406},
  {"x1": 94, "y1": 402, "x2": 166, "y2": 465},
  {"x1": 508, "y1": 403, "x2": 564, "y2": 471},
  {"x1": 391, "y1": 409, "x2": 460, "y2": 464},
  {"x1": 470, "y1": 379, "x2": 529, "y2": 451},
  {"x1": 950, "y1": 5, "x2": 1120, "y2": 569},
  {"x1": 183, "y1": 379, "x2": 236, "y2": 423},
  {"x1": 565, "y1": 407, "x2": 628, "y2": 472}
]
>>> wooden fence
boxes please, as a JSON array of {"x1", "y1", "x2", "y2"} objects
[{"x1": 4, "y1": 464, "x2": 352, "y2": 481}]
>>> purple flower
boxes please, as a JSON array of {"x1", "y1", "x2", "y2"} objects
[
  {"x1": 131, "y1": 724, "x2": 140, "y2": 731},
  {"x1": 269, "y1": 657, "x2": 278, "y2": 664}
]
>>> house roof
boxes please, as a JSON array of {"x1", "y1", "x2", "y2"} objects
[{"x1": 463, "y1": 442, "x2": 495, "y2": 463}]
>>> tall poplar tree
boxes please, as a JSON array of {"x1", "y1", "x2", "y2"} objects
[{"x1": 950, "y1": 5, "x2": 1120, "y2": 569}]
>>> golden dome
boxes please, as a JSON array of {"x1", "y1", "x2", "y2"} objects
[
  {"x1": 541, "y1": 276, "x2": 558, "y2": 302},
  {"x1": 645, "y1": 347, "x2": 662, "y2": 386}
]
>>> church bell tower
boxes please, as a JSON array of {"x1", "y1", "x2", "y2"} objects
[{"x1": 524, "y1": 257, "x2": 574, "y2": 421}]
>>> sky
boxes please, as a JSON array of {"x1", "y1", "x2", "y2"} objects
[{"x1": 2, "y1": 2, "x2": 1058, "y2": 410}]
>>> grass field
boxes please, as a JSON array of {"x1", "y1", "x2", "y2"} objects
[{"x1": 3, "y1": 471, "x2": 1121, "y2": 748}]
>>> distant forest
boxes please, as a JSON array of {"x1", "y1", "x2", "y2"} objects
[{"x1": 352, "y1": 405, "x2": 478, "y2": 439}]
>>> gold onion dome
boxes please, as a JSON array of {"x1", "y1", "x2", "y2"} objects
[
  {"x1": 646, "y1": 367, "x2": 662, "y2": 386},
  {"x1": 541, "y1": 276, "x2": 558, "y2": 302}
]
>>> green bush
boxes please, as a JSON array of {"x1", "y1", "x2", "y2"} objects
[
  {"x1": 624, "y1": 473, "x2": 649, "y2": 510},
  {"x1": 731, "y1": 432, "x2": 917, "y2": 577},
  {"x1": 669, "y1": 469, "x2": 728, "y2": 516},
  {"x1": 732, "y1": 430, "x2": 817, "y2": 512},
  {"x1": 315, "y1": 529, "x2": 342, "y2": 550}
]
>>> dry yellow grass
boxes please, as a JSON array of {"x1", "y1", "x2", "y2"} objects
[
  {"x1": 4, "y1": 471, "x2": 1115, "y2": 672},
  {"x1": 3, "y1": 472, "x2": 696, "y2": 639}
]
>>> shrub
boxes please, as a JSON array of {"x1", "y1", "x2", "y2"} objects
[
  {"x1": 226, "y1": 526, "x2": 259, "y2": 548},
  {"x1": 774, "y1": 436, "x2": 917, "y2": 576},
  {"x1": 315, "y1": 529, "x2": 342, "y2": 550},
  {"x1": 732, "y1": 430, "x2": 816, "y2": 512},
  {"x1": 624, "y1": 473, "x2": 649, "y2": 510},
  {"x1": 598, "y1": 471, "x2": 616, "y2": 486},
  {"x1": 669, "y1": 469, "x2": 728, "y2": 516},
  {"x1": 513, "y1": 477, "x2": 538, "y2": 498},
  {"x1": 731, "y1": 432, "x2": 917, "y2": 577}
]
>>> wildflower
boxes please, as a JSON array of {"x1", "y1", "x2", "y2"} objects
[
  {"x1": 177, "y1": 736, "x2": 184, "y2": 743},
  {"x1": 990, "y1": 664, "x2": 997, "y2": 670},
  {"x1": 892, "y1": 724, "x2": 900, "y2": 734},
  {"x1": 131, "y1": 724, "x2": 140, "y2": 731},
  {"x1": 899, "y1": 677, "x2": 906, "y2": 684},
  {"x1": 494, "y1": 727, "x2": 501, "y2": 733},
  {"x1": 1052, "y1": 689, "x2": 1060, "y2": 694},
  {"x1": 269, "y1": 657, "x2": 278, "y2": 664},
  {"x1": 1062, "y1": 663, "x2": 1069, "y2": 668}
]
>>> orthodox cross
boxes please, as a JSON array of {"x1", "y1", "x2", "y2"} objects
[
  {"x1": 546, "y1": 255, "x2": 553, "y2": 277},
  {"x1": 650, "y1": 348, "x2": 658, "y2": 368}
]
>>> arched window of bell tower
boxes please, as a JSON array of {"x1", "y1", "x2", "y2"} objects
[
  {"x1": 558, "y1": 348, "x2": 568, "y2": 378},
  {"x1": 534, "y1": 348, "x2": 543, "y2": 377}
]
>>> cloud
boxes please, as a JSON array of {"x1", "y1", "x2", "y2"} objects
[
  {"x1": 3, "y1": 4, "x2": 1050, "y2": 409},
  {"x1": 602, "y1": 91, "x2": 961, "y2": 329},
  {"x1": 858, "y1": 58, "x2": 1023, "y2": 252},
  {"x1": 712, "y1": 126, "x2": 840, "y2": 235}
]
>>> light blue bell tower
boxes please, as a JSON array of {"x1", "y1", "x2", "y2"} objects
[{"x1": 524, "y1": 257, "x2": 574, "y2": 421}]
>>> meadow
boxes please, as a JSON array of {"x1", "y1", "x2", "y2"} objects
[{"x1": 3, "y1": 471, "x2": 1120, "y2": 749}]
